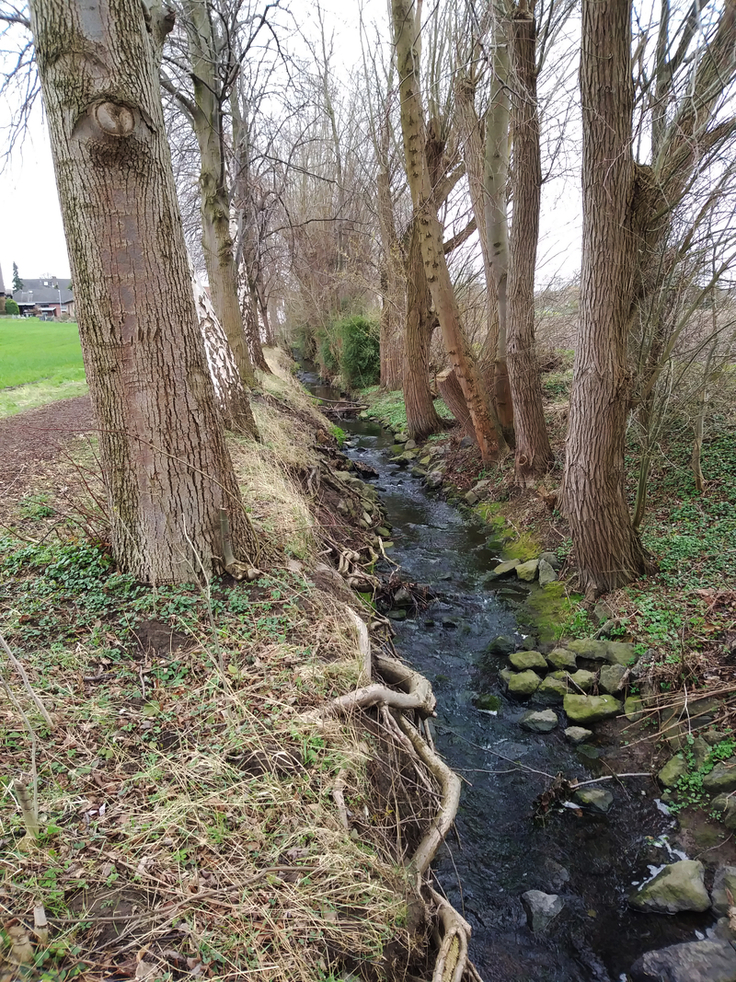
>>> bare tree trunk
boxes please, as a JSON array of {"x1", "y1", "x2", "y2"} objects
[
  {"x1": 392, "y1": 0, "x2": 498, "y2": 462},
  {"x1": 403, "y1": 223, "x2": 445, "y2": 438},
  {"x1": 186, "y1": 0, "x2": 255, "y2": 387},
  {"x1": 507, "y1": 7, "x2": 554, "y2": 485},
  {"x1": 483, "y1": 15, "x2": 514, "y2": 442},
  {"x1": 192, "y1": 269, "x2": 259, "y2": 436},
  {"x1": 30, "y1": 0, "x2": 257, "y2": 583},
  {"x1": 376, "y1": 163, "x2": 405, "y2": 390},
  {"x1": 438, "y1": 371, "x2": 476, "y2": 442},
  {"x1": 561, "y1": 0, "x2": 653, "y2": 596},
  {"x1": 242, "y1": 282, "x2": 271, "y2": 373}
]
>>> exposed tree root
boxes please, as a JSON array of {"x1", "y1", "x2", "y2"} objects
[
  {"x1": 323, "y1": 626, "x2": 477, "y2": 980},
  {"x1": 429, "y1": 886, "x2": 472, "y2": 982}
]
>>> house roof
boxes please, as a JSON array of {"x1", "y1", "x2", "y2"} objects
[{"x1": 13, "y1": 277, "x2": 73, "y2": 305}]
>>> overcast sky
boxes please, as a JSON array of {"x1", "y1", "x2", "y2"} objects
[{"x1": 0, "y1": 0, "x2": 581, "y2": 293}]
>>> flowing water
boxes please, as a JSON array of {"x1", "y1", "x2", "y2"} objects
[{"x1": 300, "y1": 368, "x2": 713, "y2": 981}]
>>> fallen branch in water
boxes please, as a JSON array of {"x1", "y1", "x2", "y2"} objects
[{"x1": 570, "y1": 772, "x2": 651, "y2": 788}]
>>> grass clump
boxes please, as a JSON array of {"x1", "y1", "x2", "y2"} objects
[
  {"x1": 0, "y1": 541, "x2": 412, "y2": 979},
  {"x1": 360, "y1": 388, "x2": 452, "y2": 434}
]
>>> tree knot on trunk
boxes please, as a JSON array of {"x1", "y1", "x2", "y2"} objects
[{"x1": 93, "y1": 101, "x2": 136, "y2": 137}]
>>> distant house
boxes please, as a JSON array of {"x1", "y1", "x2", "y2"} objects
[{"x1": 13, "y1": 277, "x2": 75, "y2": 319}]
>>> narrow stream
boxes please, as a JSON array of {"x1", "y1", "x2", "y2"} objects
[{"x1": 300, "y1": 369, "x2": 712, "y2": 981}]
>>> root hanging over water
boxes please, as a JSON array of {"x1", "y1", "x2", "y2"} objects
[{"x1": 323, "y1": 623, "x2": 477, "y2": 981}]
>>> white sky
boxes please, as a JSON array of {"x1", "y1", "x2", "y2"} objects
[
  {"x1": 0, "y1": 0, "x2": 581, "y2": 292},
  {"x1": 1, "y1": 126, "x2": 71, "y2": 284}
]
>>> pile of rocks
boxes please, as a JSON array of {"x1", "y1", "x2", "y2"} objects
[{"x1": 490, "y1": 636, "x2": 642, "y2": 736}]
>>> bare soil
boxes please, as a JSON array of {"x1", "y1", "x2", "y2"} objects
[{"x1": 0, "y1": 395, "x2": 95, "y2": 503}]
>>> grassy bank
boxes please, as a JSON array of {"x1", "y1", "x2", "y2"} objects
[
  {"x1": 0, "y1": 353, "x2": 428, "y2": 981},
  {"x1": 0, "y1": 317, "x2": 87, "y2": 417}
]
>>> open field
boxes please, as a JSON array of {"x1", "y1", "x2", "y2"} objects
[{"x1": 0, "y1": 316, "x2": 87, "y2": 416}]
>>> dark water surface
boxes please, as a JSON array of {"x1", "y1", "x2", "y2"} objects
[{"x1": 301, "y1": 370, "x2": 711, "y2": 982}]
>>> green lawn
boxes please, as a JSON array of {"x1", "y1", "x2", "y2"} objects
[
  {"x1": 0, "y1": 316, "x2": 85, "y2": 388},
  {"x1": 0, "y1": 316, "x2": 88, "y2": 416}
]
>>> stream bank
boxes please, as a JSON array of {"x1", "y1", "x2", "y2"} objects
[{"x1": 301, "y1": 366, "x2": 736, "y2": 981}]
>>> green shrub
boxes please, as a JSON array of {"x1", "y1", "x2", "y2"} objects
[
  {"x1": 5, "y1": 299, "x2": 19, "y2": 315},
  {"x1": 336, "y1": 315, "x2": 380, "y2": 389}
]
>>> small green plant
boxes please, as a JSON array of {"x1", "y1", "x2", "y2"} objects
[
  {"x1": 330, "y1": 423, "x2": 346, "y2": 446},
  {"x1": 18, "y1": 494, "x2": 55, "y2": 520}
]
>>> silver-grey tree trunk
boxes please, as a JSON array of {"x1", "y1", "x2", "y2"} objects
[{"x1": 30, "y1": 0, "x2": 258, "y2": 583}]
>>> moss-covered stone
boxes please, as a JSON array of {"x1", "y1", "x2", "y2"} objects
[
  {"x1": 703, "y1": 762, "x2": 736, "y2": 794},
  {"x1": 520, "y1": 582, "x2": 576, "y2": 646},
  {"x1": 563, "y1": 694, "x2": 622, "y2": 724},
  {"x1": 536, "y1": 676, "x2": 569, "y2": 704},
  {"x1": 624, "y1": 695, "x2": 644, "y2": 722},
  {"x1": 486, "y1": 559, "x2": 521, "y2": 579},
  {"x1": 504, "y1": 533, "x2": 542, "y2": 563},
  {"x1": 574, "y1": 788, "x2": 613, "y2": 813},
  {"x1": 516, "y1": 559, "x2": 540, "y2": 582},
  {"x1": 566, "y1": 638, "x2": 637, "y2": 666},
  {"x1": 519, "y1": 709, "x2": 558, "y2": 733},
  {"x1": 509, "y1": 650, "x2": 548, "y2": 672},
  {"x1": 474, "y1": 693, "x2": 501, "y2": 713},
  {"x1": 629, "y1": 860, "x2": 710, "y2": 913},
  {"x1": 506, "y1": 670, "x2": 542, "y2": 698},
  {"x1": 567, "y1": 669, "x2": 596, "y2": 693},
  {"x1": 546, "y1": 648, "x2": 578, "y2": 671},
  {"x1": 599, "y1": 664, "x2": 627, "y2": 694},
  {"x1": 658, "y1": 754, "x2": 687, "y2": 788}
]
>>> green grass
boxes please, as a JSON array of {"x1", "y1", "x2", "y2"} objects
[
  {"x1": 0, "y1": 317, "x2": 87, "y2": 416},
  {"x1": 0, "y1": 316, "x2": 85, "y2": 388},
  {"x1": 360, "y1": 387, "x2": 453, "y2": 432}
]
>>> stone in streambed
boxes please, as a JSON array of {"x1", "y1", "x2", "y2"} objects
[
  {"x1": 509, "y1": 650, "x2": 548, "y2": 672},
  {"x1": 658, "y1": 754, "x2": 688, "y2": 788},
  {"x1": 474, "y1": 693, "x2": 501, "y2": 713},
  {"x1": 566, "y1": 638, "x2": 637, "y2": 666},
  {"x1": 563, "y1": 694, "x2": 622, "y2": 724},
  {"x1": 704, "y1": 761, "x2": 736, "y2": 794},
  {"x1": 567, "y1": 669, "x2": 596, "y2": 693},
  {"x1": 574, "y1": 787, "x2": 613, "y2": 813},
  {"x1": 629, "y1": 940, "x2": 736, "y2": 982},
  {"x1": 564, "y1": 726, "x2": 593, "y2": 745},
  {"x1": 506, "y1": 670, "x2": 541, "y2": 698},
  {"x1": 521, "y1": 890, "x2": 564, "y2": 933},
  {"x1": 599, "y1": 663, "x2": 627, "y2": 694},
  {"x1": 516, "y1": 559, "x2": 540, "y2": 582},
  {"x1": 624, "y1": 695, "x2": 645, "y2": 722},
  {"x1": 486, "y1": 634, "x2": 516, "y2": 656},
  {"x1": 711, "y1": 795, "x2": 736, "y2": 831},
  {"x1": 546, "y1": 648, "x2": 578, "y2": 671},
  {"x1": 519, "y1": 709, "x2": 558, "y2": 733},
  {"x1": 538, "y1": 559, "x2": 557, "y2": 586},
  {"x1": 629, "y1": 859, "x2": 710, "y2": 914},
  {"x1": 536, "y1": 676, "x2": 569, "y2": 704},
  {"x1": 486, "y1": 560, "x2": 521, "y2": 580},
  {"x1": 711, "y1": 866, "x2": 736, "y2": 916}
]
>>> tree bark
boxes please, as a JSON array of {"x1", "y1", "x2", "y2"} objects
[
  {"x1": 185, "y1": 0, "x2": 255, "y2": 387},
  {"x1": 403, "y1": 222, "x2": 445, "y2": 438},
  {"x1": 192, "y1": 269, "x2": 259, "y2": 436},
  {"x1": 507, "y1": 8, "x2": 554, "y2": 485},
  {"x1": 30, "y1": 0, "x2": 257, "y2": 584},
  {"x1": 483, "y1": 15, "x2": 514, "y2": 442},
  {"x1": 392, "y1": 0, "x2": 498, "y2": 462},
  {"x1": 242, "y1": 279, "x2": 271, "y2": 373},
  {"x1": 376, "y1": 163, "x2": 405, "y2": 391},
  {"x1": 561, "y1": 0, "x2": 653, "y2": 596}
]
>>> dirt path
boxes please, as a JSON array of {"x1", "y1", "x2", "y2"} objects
[{"x1": 0, "y1": 395, "x2": 96, "y2": 499}]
